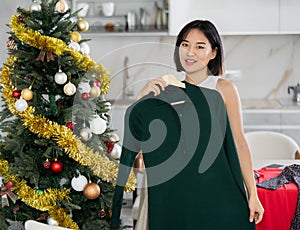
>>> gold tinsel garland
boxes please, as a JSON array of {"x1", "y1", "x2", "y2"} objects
[
  {"x1": 0, "y1": 159, "x2": 79, "y2": 229},
  {"x1": 10, "y1": 14, "x2": 110, "y2": 94},
  {"x1": 0, "y1": 13, "x2": 137, "y2": 229},
  {"x1": 2, "y1": 56, "x2": 136, "y2": 187}
]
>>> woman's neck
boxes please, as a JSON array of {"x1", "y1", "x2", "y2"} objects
[{"x1": 185, "y1": 74, "x2": 208, "y2": 86}]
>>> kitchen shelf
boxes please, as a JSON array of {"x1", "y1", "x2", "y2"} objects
[{"x1": 84, "y1": 25, "x2": 168, "y2": 36}]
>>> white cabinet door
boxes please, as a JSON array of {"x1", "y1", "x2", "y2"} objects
[
  {"x1": 168, "y1": 0, "x2": 279, "y2": 36},
  {"x1": 279, "y1": 0, "x2": 300, "y2": 34}
]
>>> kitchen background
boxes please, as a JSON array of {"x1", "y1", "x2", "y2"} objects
[{"x1": 1, "y1": 0, "x2": 300, "y2": 146}]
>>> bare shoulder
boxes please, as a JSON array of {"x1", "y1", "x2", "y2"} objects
[{"x1": 216, "y1": 78, "x2": 240, "y2": 104}]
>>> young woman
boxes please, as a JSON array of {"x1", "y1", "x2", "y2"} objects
[{"x1": 135, "y1": 20, "x2": 264, "y2": 226}]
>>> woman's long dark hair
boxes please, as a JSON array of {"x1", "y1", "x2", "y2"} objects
[{"x1": 174, "y1": 20, "x2": 224, "y2": 76}]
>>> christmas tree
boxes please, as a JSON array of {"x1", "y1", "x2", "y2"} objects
[{"x1": 0, "y1": 0, "x2": 135, "y2": 229}]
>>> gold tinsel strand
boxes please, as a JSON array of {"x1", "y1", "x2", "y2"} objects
[
  {"x1": 0, "y1": 13, "x2": 136, "y2": 228},
  {"x1": 1, "y1": 56, "x2": 136, "y2": 191},
  {"x1": 10, "y1": 14, "x2": 110, "y2": 94},
  {"x1": 0, "y1": 159, "x2": 78, "y2": 229}
]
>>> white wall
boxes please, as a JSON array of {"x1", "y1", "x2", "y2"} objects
[{"x1": 1, "y1": 1, "x2": 299, "y2": 101}]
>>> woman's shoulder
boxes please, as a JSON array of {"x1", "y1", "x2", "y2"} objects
[{"x1": 216, "y1": 77, "x2": 239, "y2": 104}]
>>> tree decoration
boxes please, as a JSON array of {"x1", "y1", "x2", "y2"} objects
[
  {"x1": 55, "y1": 0, "x2": 69, "y2": 13},
  {"x1": 43, "y1": 159, "x2": 51, "y2": 169},
  {"x1": 81, "y1": 92, "x2": 90, "y2": 100},
  {"x1": 79, "y1": 126, "x2": 92, "y2": 142},
  {"x1": 68, "y1": 41, "x2": 80, "y2": 51},
  {"x1": 70, "y1": 31, "x2": 81, "y2": 43},
  {"x1": 89, "y1": 115, "x2": 107, "y2": 134},
  {"x1": 63, "y1": 82, "x2": 76, "y2": 96},
  {"x1": 0, "y1": 181, "x2": 18, "y2": 208},
  {"x1": 21, "y1": 87, "x2": 33, "y2": 101},
  {"x1": 104, "y1": 140, "x2": 114, "y2": 153},
  {"x1": 12, "y1": 90, "x2": 21, "y2": 98},
  {"x1": 54, "y1": 69, "x2": 68, "y2": 85},
  {"x1": 65, "y1": 121, "x2": 74, "y2": 130},
  {"x1": 71, "y1": 173, "x2": 88, "y2": 192},
  {"x1": 110, "y1": 143, "x2": 122, "y2": 160},
  {"x1": 109, "y1": 133, "x2": 120, "y2": 143},
  {"x1": 17, "y1": 15, "x2": 25, "y2": 23},
  {"x1": 9, "y1": 14, "x2": 110, "y2": 93},
  {"x1": 89, "y1": 86, "x2": 101, "y2": 98},
  {"x1": 15, "y1": 97, "x2": 28, "y2": 112},
  {"x1": 50, "y1": 160, "x2": 63, "y2": 173},
  {"x1": 36, "y1": 50, "x2": 55, "y2": 62},
  {"x1": 30, "y1": 0, "x2": 41, "y2": 12},
  {"x1": 98, "y1": 209, "x2": 106, "y2": 219},
  {"x1": 6, "y1": 36, "x2": 17, "y2": 50},
  {"x1": 83, "y1": 182, "x2": 100, "y2": 200},
  {"x1": 80, "y1": 42, "x2": 90, "y2": 55},
  {"x1": 0, "y1": 1, "x2": 135, "y2": 227},
  {"x1": 77, "y1": 18, "x2": 89, "y2": 32}
]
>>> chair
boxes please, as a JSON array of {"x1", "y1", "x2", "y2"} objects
[
  {"x1": 25, "y1": 220, "x2": 73, "y2": 230},
  {"x1": 245, "y1": 131, "x2": 300, "y2": 160}
]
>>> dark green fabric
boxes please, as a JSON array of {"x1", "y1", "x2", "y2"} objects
[{"x1": 111, "y1": 82, "x2": 255, "y2": 230}]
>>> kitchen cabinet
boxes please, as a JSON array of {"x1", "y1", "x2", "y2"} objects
[
  {"x1": 243, "y1": 109, "x2": 300, "y2": 147},
  {"x1": 168, "y1": 0, "x2": 278, "y2": 36},
  {"x1": 169, "y1": 0, "x2": 300, "y2": 36},
  {"x1": 71, "y1": 0, "x2": 168, "y2": 36},
  {"x1": 279, "y1": 0, "x2": 300, "y2": 34}
]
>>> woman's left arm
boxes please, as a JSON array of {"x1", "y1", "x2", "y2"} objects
[{"x1": 217, "y1": 79, "x2": 264, "y2": 224}]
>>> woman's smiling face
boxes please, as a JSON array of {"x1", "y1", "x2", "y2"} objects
[{"x1": 179, "y1": 29, "x2": 217, "y2": 78}]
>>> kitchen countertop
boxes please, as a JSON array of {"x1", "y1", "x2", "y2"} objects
[
  {"x1": 109, "y1": 98, "x2": 300, "y2": 110},
  {"x1": 241, "y1": 98, "x2": 300, "y2": 110}
]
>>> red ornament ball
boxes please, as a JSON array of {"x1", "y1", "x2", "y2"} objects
[
  {"x1": 12, "y1": 90, "x2": 21, "y2": 98},
  {"x1": 43, "y1": 159, "x2": 51, "y2": 169},
  {"x1": 66, "y1": 121, "x2": 74, "y2": 130},
  {"x1": 51, "y1": 160, "x2": 63, "y2": 173},
  {"x1": 94, "y1": 80, "x2": 101, "y2": 87},
  {"x1": 82, "y1": 92, "x2": 90, "y2": 100},
  {"x1": 105, "y1": 141, "x2": 114, "y2": 153}
]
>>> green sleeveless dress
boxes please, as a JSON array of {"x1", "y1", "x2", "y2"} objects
[{"x1": 111, "y1": 82, "x2": 255, "y2": 230}]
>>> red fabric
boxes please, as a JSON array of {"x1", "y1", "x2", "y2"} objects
[{"x1": 255, "y1": 168, "x2": 298, "y2": 230}]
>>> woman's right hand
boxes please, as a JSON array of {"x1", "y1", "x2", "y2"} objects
[{"x1": 136, "y1": 77, "x2": 167, "y2": 100}]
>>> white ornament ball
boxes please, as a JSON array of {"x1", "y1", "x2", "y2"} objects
[
  {"x1": 47, "y1": 217, "x2": 58, "y2": 226},
  {"x1": 89, "y1": 115, "x2": 107, "y2": 134},
  {"x1": 69, "y1": 42, "x2": 80, "y2": 51},
  {"x1": 80, "y1": 42, "x2": 90, "y2": 55},
  {"x1": 30, "y1": 2, "x2": 41, "y2": 11},
  {"x1": 71, "y1": 174, "x2": 88, "y2": 191},
  {"x1": 15, "y1": 97, "x2": 28, "y2": 111},
  {"x1": 54, "y1": 70, "x2": 68, "y2": 85},
  {"x1": 63, "y1": 82, "x2": 76, "y2": 96},
  {"x1": 110, "y1": 143, "x2": 122, "y2": 159},
  {"x1": 78, "y1": 81, "x2": 91, "y2": 94}
]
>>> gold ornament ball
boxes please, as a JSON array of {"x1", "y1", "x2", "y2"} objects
[
  {"x1": 55, "y1": 0, "x2": 69, "y2": 13},
  {"x1": 21, "y1": 88, "x2": 33, "y2": 101},
  {"x1": 90, "y1": 86, "x2": 101, "y2": 98},
  {"x1": 70, "y1": 31, "x2": 81, "y2": 43},
  {"x1": 77, "y1": 18, "x2": 89, "y2": 32},
  {"x1": 83, "y1": 182, "x2": 101, "y2": 200}
]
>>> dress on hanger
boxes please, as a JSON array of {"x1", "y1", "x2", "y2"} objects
[{"x1": 111, "y1": 81, "x2": 255, "y2": 230}]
